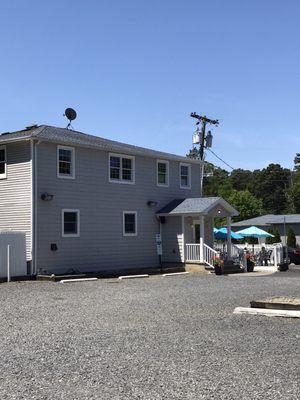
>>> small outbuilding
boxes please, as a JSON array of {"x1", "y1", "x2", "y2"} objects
[{"x1": 232, "y1": 214, "x2": 300, "y2": 245}]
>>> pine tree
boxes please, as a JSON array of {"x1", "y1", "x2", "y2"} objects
[
  {"x1": 266, "y1": 228, "x2": 275, "y2": 244},
  {"x1": 287, "y1": 228, "x2": 296, "y2": 248},
  {"x1": 273, "y1": 228, "x2": 281, "y2": 244}
]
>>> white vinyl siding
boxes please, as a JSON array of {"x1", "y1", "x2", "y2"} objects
[
  {"x1": 123, "y1": 211, "x2": 137, "y2": 236},
  {"x1": 62, "y1": 209, "x2": 80, "y2": 237},
  {"x1": 0, "y1": 145, "x2": 6, "y2": 179},
  {"x1": 180, "y1": 163, "x2": 191, "y2": 189},
  {"x1": 0, "y1": 142, "x2": 32, "y2": 260},
  {"x1": 157, "y1": 160, "x2": 169, "y2": 187},
  {"x1": 57, "y1": 146, "x2": 75, "y2": 179},
  {"x1": 109, "y1": 153, "x2": 135, "y2": 184}
]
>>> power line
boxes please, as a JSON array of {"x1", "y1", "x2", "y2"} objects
[{"x1": 206, "y1": 148, "x2": 235, "y2": 170}]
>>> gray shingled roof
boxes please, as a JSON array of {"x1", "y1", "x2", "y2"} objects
[
  {"x1": 0, "y1": 125, "x2": 201, "y2": 164},
  {"x1": 232, "y1": 214, "x2": 300, "y2": 227},
  {"x1": 156, "y1": 197, "x2": 238, "y2": 216}
]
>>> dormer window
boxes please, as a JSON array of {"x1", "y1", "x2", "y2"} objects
[{"x1": 0, "y1": 146, "x2": 6, "y2": 179}]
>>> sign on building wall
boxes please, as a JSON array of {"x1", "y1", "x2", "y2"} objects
[{"x1": 156, "y1": 234, "x2": 162, "y2": 255}]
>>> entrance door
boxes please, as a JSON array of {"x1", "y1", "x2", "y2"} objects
[{"x1": 194, "y1": 224, "x2": 200, "y2": 243}]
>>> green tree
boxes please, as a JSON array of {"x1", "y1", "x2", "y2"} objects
[
  {"x1": 251, "y1": 164, "x2": 291, "y2": 214},
  {"x1": 226, "y1": 190, "x2": 262, "y2": 222},
  {"x1": 187, "y1": 147, "x2": 200, "y2": 160},
  {"x1": 288, "y1": 154, "x2": 300, "y2": 212},
  {"x1": 273, "y1": 228, "x2": 281, "y2": 243},
  {"x1": 229, "y1": 169, "x2": 253, "y2": 191},
  {"x1": 287, "y1": 228, "x2": 296, "y2": 248},
  {"x1": 202, "y1": 163, "x2": 229, "y2": 196},
  {"x1": 266, "y1": 228, "x2": 275, "y2": 244},
  {"x1": 294, "y1": 153, "x2": 300, "y2": 172}
]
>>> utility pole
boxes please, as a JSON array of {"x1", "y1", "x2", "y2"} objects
[{"x1": 190, "y1": 112, "x2": 219, "y2": 195}]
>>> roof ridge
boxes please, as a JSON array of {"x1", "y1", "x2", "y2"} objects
[{"x1": 0, "y1": 124, "x2": 202, "y2": 164}]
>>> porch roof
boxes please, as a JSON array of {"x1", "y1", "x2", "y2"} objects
[{"x1": 156, "y1": 197, "x2": 239, "y2": 217}]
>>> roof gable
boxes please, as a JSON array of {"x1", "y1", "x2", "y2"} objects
[{"x1": 156, "y1": 197, "x2": 238, "y2": 216}]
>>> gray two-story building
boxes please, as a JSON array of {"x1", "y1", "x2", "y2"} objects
[{"x1": 0, "y1": 124, "x2": 238, "y2": 276}]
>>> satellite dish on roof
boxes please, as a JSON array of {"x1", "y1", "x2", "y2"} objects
[{"x1": 64, "y1": 108, "x2": 77, "y2": 129}]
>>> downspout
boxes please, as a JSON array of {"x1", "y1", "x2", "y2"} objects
[
  {"x1": 31, "y1": 139, "x2": 38, "y2": 275},
  {"x1": 30, "y1": 140, "x2": 34, "y2": 275}
]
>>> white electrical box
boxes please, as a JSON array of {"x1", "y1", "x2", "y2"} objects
[{"x1": 192, "y1": 133, "x2": 200, "y2": 144}]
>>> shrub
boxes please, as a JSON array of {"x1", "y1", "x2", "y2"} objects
[{"x1": 287, "y1": 228, "x2": 296, "y2": 248}]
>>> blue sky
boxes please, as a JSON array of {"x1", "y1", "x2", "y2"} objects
[{"x1": 1, "y1": 0, "x2": 299, "y2": 170}]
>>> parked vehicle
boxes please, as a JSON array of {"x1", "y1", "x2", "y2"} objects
[{"x1": 287, "y1": 247, "x2": 300, "y2": 265}]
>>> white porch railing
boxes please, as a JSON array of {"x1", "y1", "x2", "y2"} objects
[
  {"x1": 186, "y1": 243, "x2": 219, "y2": 268},
  {"x1": 186, "y1": 243, "x2": 201, "y2": 263},
  {"x1": 186, "y1": 242, "x2": 248, "y2": 269},
  {"x1": 203, "y1": 243, "x2": 219, "y2": 268}
]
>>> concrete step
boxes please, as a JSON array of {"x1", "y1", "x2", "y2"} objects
[{"x1": 184, "y1": 264, "x2": 209, "y2": 274}]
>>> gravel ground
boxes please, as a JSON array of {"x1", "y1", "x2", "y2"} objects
[{"x1": 0, "y1": 268, "x2": 299, "y2": 400}]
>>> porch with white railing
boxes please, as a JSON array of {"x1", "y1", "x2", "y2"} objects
[
  {"x1": 185, "y1": 242, "x2": 247, "y2": 269},
  {"x1": 186, "y1": 241, "x2": 219, "y2": 268}
]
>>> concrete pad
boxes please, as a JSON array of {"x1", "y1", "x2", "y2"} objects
[
  {"x1": 233, "y1": 307, "x2": 300, "y2": 318},
  {"x1": 250, "y1": 297, "x2": 300, "y2": 311},
  {"x1": 118, "y1": 274, "x2": 149, "y2": 280},
  {"x1": 162, "y1": 272, "x2": 189, "y2": 277},
  {"x1": 184, "y1": 264, "x2": 208, "y2": 273},
  {"x1": 254, "y1": 266, "x2": 277, "y2": 273},
  {"x1": 60, "y1": 278, "x2": 98, "y2": 283}
]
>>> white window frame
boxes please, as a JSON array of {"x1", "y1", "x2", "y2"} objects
[
  {"x1": 0, "y1": 145, "x2": 7, "y2": 179},
  {"x1": 123, "y1": 211, "x2": 137, "y2": 236},
  {"x1": 156, "y1": 159, "x2": 169, "y2": 187},
  {"x1": 179, "y1": 162, "x2": 191, "y2": 189},
  {"x1": 57, "y1": 145, "x2": 75, "y2": 179},
  {"x1": 62, "y1": 209, "x2": 80, "y2": 237},
  {"x1": 108, "y1": 153, "x2": 135, "y2": 184}
]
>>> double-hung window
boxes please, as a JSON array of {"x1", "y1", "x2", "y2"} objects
[
  {"x1": 109, "y1": 153, "x2": 135, "y2": 184},
  {"x1": 157, "y1": 160, "x2": 169, "y2": 186},
  {"x1": 62, "y1": 209, "x2": 80, "y2": 237},
  {"x1": 180, "y1": 163, "x2": 191, "y2": 189},
  {"x1": 57, "y1": 146, "x2": 75, "y2": 179},
  {"x1": 123, "y1": 211, "x2": 137, "y2": 236},
  {"x1": 0, "y1": 146, "x2": 6, "y2": 179}
]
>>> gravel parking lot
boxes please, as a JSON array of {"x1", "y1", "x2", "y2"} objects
[{"x1": 0, "y1": 268, "x2": 299, "y2": 400}]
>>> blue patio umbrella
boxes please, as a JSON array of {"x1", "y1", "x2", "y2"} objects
[
  {"x1": 214, "y1": 227, "x2": 243, "y2": 240},
  {"x1": 236, "y1": 226, "x2": 274, "y2": 253}
]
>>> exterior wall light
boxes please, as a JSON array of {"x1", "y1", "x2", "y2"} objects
[
  {"x1": 41, "y1": 193, "x2": 54, "y2": 201},
  {"x1": 147, "y1": 201, "x2": 157, "y2": 207}
]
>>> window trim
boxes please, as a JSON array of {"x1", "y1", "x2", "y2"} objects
[
  {"x1": 123, "y1": 211, "x2": 137, "y2": 236},
  {"x1": 156, "y1": 159, "x2": 169, "y2": 187},
  {"x1": 108, "y1": 153, "x2": 135, "y2": 184},
  {"x1": 0, "y1": 145, "x2": 7, "y2": 179},
  {"x1": 57, "y1": 145, "x2": 75, "y2": 179},
  {"x1": 179, "y1": 162, "x2": 191, "y2": 189},
  {"x1": 62, "y1": 209, "x2": 80, "y2": 237}
]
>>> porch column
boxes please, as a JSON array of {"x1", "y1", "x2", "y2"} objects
[
  {"x1": 227, "y1": 216, "x2": 232, "y2": 260},
  {"x1": 199, "y1": 215, "x2": 205, "y2": 263},
  {"x1": 181, "y1": 216, "x2": 185, "y2": 263}
]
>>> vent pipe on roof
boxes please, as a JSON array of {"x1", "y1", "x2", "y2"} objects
[{"x1": 25, "y1": 124, "x2": 38, "y2": 130}]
